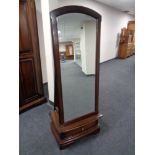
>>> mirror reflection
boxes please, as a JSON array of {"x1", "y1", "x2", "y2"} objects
[{"x1": 57, "y1": 13, "x2": 96, "y2": 122}]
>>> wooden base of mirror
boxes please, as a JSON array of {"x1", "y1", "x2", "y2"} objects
[{"x1": 50, "y1": 111, "x2": 100, "y2": 149}]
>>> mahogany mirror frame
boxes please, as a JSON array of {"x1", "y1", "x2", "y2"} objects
[{"x1": 49, "y1": 5, "x2": 101, "y2": 149}]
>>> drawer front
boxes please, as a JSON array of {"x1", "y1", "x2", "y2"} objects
[{"x1": 61, "y1": 120, "x2": 98, "y2": 139}]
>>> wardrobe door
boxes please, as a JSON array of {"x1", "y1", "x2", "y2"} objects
[{"x1": 19, "y1": 0, "x2": 46, "y2": 112}]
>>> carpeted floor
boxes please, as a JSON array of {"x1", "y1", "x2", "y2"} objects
[
  {"x1": 19, "y1": 55, "x2": 135, "y2": 155},
  {"x1": 61, "y1": 60, "x2": 95, "y2": 121}
]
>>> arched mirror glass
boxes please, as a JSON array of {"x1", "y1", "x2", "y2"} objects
[{"x1": 57, "y1": 13, "x2": 97, "y2": 122}]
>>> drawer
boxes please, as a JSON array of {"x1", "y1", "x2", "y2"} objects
[{"x1": 61, "y1": 120, "x2": 98, "y2": 139}]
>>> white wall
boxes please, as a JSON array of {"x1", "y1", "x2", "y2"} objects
[
  {"x1": 80, "y1": 25, "x2": 86, "y2": 73},
  {"x1": 54, "y1": 0, "x2": 134, "y2": 62},
  {"x1": 36, "y1": 0, "x2": 55, "y2": 101},
  {"x1": 35, "y1": 0, "x2": 48, "y2": 83},
  {"x1": 80, "y1": 21, "x2": 96, "y2": 75},
  {"x1": 36, "y1": 0, "x2": 134, "y2": 102},
  {"x1": 84, "y1": 21, "x2": 96, "y2": 74}
]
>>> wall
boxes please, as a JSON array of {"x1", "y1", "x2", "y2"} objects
[
  {"x1": 35, "y1": 0, "x2": 48, "y2": 83},
  {"x1": 36, "y1": 0, "x2": 134, "y2": 102},
  {"x1": 80, "y1": 25, "x2": 87, "y2": 74},
  {"x1": 36, "y1": 0, "x2": 55, "y2": 101},
  {"x1": 51, "y1": 0, "x2": 134, "y2": 62},
  {"x1": 84, "y1": 21, "x2": 96, "y2": 74},
  {"x1": 80, "y1": 21, "x2": 96, "y2": 75}
]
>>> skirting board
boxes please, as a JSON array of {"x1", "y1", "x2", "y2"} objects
[
  {"x1": 43, "y1": 82, "x2": 49, "y2": 98},
  {"x1": 43, "y1": 82, "x2": 55, "y2": 108}
]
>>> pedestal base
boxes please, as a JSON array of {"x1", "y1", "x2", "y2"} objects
[{"x1": 50, "y1": 111, "x2": 100, "y2": 149}]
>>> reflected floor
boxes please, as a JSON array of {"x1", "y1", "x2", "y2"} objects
[{"x1": 60, "y1": 60, "x2": 95, "y2": 122}]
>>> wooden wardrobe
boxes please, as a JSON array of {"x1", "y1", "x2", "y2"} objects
[
  {"x1": 19, "y1": 0, "x2": 46, "y2": 112},
  {"x1": 118, "y1": 21, "x2": 135, "y2": 59},
  {"x1": 65, "y1": 44, "x2": 74, "y2": 60}
]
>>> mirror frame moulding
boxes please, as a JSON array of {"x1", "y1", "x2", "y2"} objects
[{"x1": 50, "y1": 5, "x2": 101, "y2": 125}]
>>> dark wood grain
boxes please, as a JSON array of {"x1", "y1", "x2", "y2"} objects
[
  {"x1": 49, "y1": 5, "x2": 101, "y2": 149},
  {"x1": 20, "y1": 58, "x2": 38, "y2": 101},
  {"x1": 95, "y1": 18, "x2": 101, "y2": 113},
  {"x1": 50, "y1": 111, "x2": 100, "y2": 149},
  {"x1": 50, "y1": 15, "x2": 64, "y2": 123},
  {"x1": 19, "y1": 0, "x2": 46, "y2": 112},
  {"x1": 19, "y1": 1, "x2": 32, "y2": 52}
]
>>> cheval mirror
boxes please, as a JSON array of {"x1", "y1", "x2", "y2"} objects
[{"x1": 49, "y1": 5, "x2": 101, "y2": 149}]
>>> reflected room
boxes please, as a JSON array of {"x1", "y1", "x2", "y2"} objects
[{"x1": 57, "y1": 13, "x2": 97, "y2": 121}]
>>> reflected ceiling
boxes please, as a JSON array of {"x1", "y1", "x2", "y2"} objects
[{"x1": 57, "y1": 13, "x2": 95, "y2": 42}]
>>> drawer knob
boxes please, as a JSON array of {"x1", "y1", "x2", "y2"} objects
[{"x1": 82, "y1": 127, "x2": 84, "y2": 131}]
